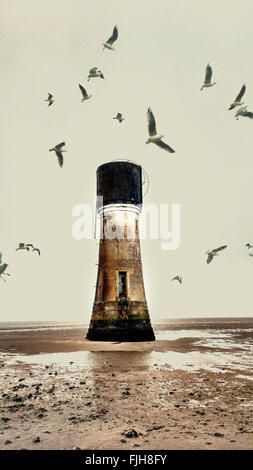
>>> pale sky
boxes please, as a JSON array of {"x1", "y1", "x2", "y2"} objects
[{"x1": 1, "y1": 0, "x2": 253, "y2": 323}]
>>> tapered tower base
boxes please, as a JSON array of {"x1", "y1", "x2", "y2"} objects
[
  {"x1": 87, "y1": 161, "x2": 155, "y2": 343},
  {"x1": 86, "y1": 319, "x2": 155, "y2": 342}
]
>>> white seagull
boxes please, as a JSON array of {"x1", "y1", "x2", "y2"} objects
[
  {"x1": 228, "y1": 84, "x2": 246, "y2": 110},
  {"x1": 16, "y1": 243, "x2": 30, "y2": 252},
  {"x1": 171, "y1": 275, "x2": 182, "y2": 285},
  {"x1": 113, "y1": 113, "x2": 124, "y2": 123},
  {"x1": 87, "y1": 67, "x2": 104, "y2": 81},
  {"x1": 0, "y1": 252, "x2": 10, "y2": 282},
  {"x1": 49, "y1": 142, "x2": 67, "y2": 168},
  {"x1": 102, "y1": 25, "x2": 118, "y2": 51},
  {"x1": 205, "y1": 245, "x2": 227, "y2": 264},
  {"x1": 146, "y1": 108, "x2": 175, "y2": 153},
  {"x1": 44, "y1": 93, "x2": 54, "y2": 106},
  {"x1": 200, "y1": 64, "x2": 217, "y2": 91},
  {"x1": 79, "y1": 84, "x2": 92, "y2": 102},
  {"x1": 234, "y1": 105, "x2": 253, "y2": 120}
]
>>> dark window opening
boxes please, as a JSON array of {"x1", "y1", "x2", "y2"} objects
[{"x1": 119, "y1": 272, "x2": 127, "y2": 297}]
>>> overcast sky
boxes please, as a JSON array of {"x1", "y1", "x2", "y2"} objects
[{"x1": 1, "y1": 0, "x2": 253, "y2": 323}]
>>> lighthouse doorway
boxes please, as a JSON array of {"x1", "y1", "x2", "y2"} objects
[{"x1": 118, "y1": 271, "x2": 127, "y2": 298}]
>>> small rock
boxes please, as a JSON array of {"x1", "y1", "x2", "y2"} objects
[
  {"x1": 123, "y1": 429, "x2": 138, "y2": 438},
  {"x1": 147, "y1": 425, "x2": 165, "y2": 432},
  {"x1": 120, "y1": 439, "x2": 127, "y2": 443},
  {"x1": 214, "y1": 432, "x2": 224, "y2": 438},
  {"x1": 74, "y1": 447, "x2": 81, "y2": 450},
  {"x1": 5, "y1": 440, "x2": 12, "y2": 445},
  {"x1": 32, "y1": 436, "x2": 40, "y2": 443}
]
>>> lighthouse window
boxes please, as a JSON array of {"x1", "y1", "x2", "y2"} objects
[{"x1": 119, "y1": 272, "x2": 127, "y2": 297}]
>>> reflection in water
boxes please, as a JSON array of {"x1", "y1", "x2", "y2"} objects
[{"x1": 3, "y1": 326, "x2": 253, "y2": 380}]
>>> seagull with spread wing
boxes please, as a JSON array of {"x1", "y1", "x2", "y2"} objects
[
  {"x1": 44, "y1": 93, "x2": 54, "y2": 106},
  {"x1": 32, "y1": 247, "x2": 41, "y2": 256},
  {"x1": 228, "y1": 84, "x2": 246, "y2": 110},
  {"x1": 205, "y1": 245, "x2": 227, "y2": 264},
  {"x1": 49, "y1": 142, "x2": 66, "y2": 168},
  {"x1": 0, "y1": 252, "x2": 10, "y2": 282},
  {"x1": 200, "y1": 64, "x2": 217, "y2": 91},
  {"x1": 171, "y1": 275, "x2": 182, "y2": 285},
  {"x1": 234, "y1": 105, "x2": 253, "y2": 120},
  {"x1": 113, "y1": 112, "x2": 124, "y2": 123},
  {"x1": 102, "y1": 25, "x2": 118, "y2": 51},
  {"x1": 146, "y1": 108, "x2": 175, "y2": 153},
  {"x1": 79, "y1": 84, "x2": 92, "y2": 102},
  {"x1": 87, "y1": 67, "x2": 104, "y2": 81}
]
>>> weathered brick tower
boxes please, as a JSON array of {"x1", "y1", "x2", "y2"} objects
[{"x1": 86, "y1": 161, "x2": 155, "y2": 341}]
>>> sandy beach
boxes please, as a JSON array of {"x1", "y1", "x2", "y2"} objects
[{"x1": 0, "y1": 318, "x2": 252, "y2": 450}]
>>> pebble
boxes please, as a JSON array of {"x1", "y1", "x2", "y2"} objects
[
  {"x1": 33, "y1": 436, "x2": 40, "y2": 443},
  {"x1": 123, "y1": 429, "x2": 138, "y2": 438}
]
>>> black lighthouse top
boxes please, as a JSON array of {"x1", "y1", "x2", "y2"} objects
[{"x1": 97, "y1": 161, "x2": 143, "y2": 207}]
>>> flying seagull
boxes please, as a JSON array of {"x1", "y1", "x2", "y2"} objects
[
  {"x1": 0, "y1": 252, "x2": 10, "y2": 282},
  {"x1": 44, "y1": 93, "x2": 54, "y2": 106},
  {"x1": 228, "y1": 84, "x2": 246, "y2": 110},
  {"x1": 113, "y1": 113, "x2": 124, "y2": 123},
  {"x1": 200, "y1": 64, "x2": 217, "y2": 91},
  {"x1": 146, "y1": 108, "x2": 175, "y2": 153},
  {"x1": 49, "y1": 142, "x2": 66, "y2": 168},
  {"x1": 171, "y1": 275, "x2": 182, "y2": 284},
  {"x1": 16, "y1": 243, "x2": 30, "y2": 252},
  {"x1": 246, "y1": 243, "x2": 253, "y2": 249},
  {"x1": 102, "y1": 25, "x2": 118, "y2": 51},
  {"x1": 234, "y1": 105, "x2": 253, "y2": 120},
  {"x1": 79, "y1": 84, "x2": 92, "y2": 102},
  {"x1": 87, "y1": 67, "x2": 104, "y2": 81},
  {"x1": 205, "y1": 245, "x2": 227, "y2": 264}
]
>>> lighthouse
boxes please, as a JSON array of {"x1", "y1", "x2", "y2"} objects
[{"x1": 86, "y1": 161, "x2": 155, "y2": 342}]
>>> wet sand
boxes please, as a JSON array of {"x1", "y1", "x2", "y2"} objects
[{"x1": 0, "y1": 318, "x2": 253, "y2": 450}]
